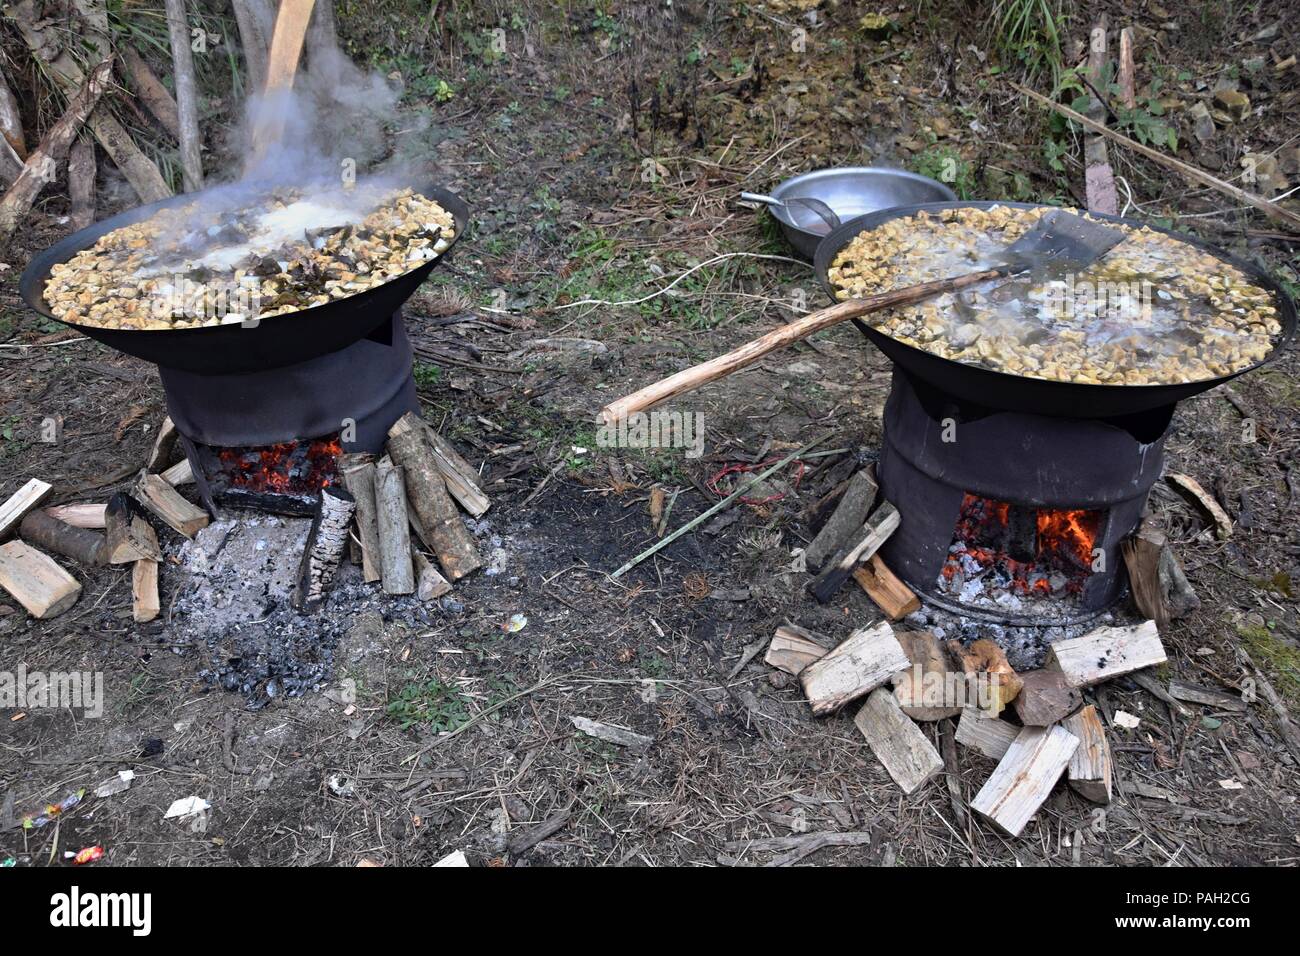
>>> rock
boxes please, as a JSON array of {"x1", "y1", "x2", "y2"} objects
[
  {"x1": 1213, "y1": 88, "x2": 1251, "y2": 122},
  {"x1": 950, "y1": 323, "x2": 982, "y2": 348},
  {"x1": 1243, "y1": 152, "x2": 1288, "y2": 197},
  {"x1": 1242, "y1": 55, "x2": 1267, "y2": 75},
  {"x1": 1280, "y1": 147, "x2": 1300, "y2": 178},
  {"x1": 1188, "y1": 101, "x2": 1215, "y2": 143}
]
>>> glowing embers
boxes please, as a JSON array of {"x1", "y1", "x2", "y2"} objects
[
  {"x1": 940, "y1": 493, "x2": 1104, "y2": 608},
  {"x1": 193, "y1": 435, "x2": 342, "y2": 515}
]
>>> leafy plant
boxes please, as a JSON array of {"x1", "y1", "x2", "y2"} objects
[
  {"x1": 386, "y1": 677, "x2": 471, "y2": 732},
  {"x1": 910, "y1": 144, "x2": 976, "y2": 199},
  {"x1": 988, "y1": 0, "x2": 1067, "y2": 85}
]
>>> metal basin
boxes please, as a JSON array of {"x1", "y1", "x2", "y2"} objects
[{"x1": 766, "y1": 167, "x2": 957, "y2": 258}]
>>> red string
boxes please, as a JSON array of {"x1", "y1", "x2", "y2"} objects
[{"x1": 706, "y1": 458, "x2": 805, "y2": 506}]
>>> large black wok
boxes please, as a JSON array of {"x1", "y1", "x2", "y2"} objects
[
  {"x1": 814, "y1": 200, "x2": 1296, "y2": 418},
  {"x1": 19, "y1": 181, "x2": 468, "y2": 375}
]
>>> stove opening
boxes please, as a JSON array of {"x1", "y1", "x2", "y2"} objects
[
  {"x1": 187, "y1": 434, "x2": 343, "y2": 516},
  {"x1": 939, "y1": 493, "x2": 1105, "y2": 608}
]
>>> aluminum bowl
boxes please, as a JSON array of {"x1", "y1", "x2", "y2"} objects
[{"x1": 765, "y1": 167, "x2": 957, "y2": 258}]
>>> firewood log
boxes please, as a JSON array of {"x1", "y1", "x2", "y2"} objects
[
  {"x1": 971, "y1": 725, "x2": 1079, "y2": 837},
  {"x1": 808, "y1": 502, "x2": 900, "y2": 604},
  {"x1": 340, "y1": 457, "x2": 381, "y2": 584},
  {"x1": 132, "y1": 472, "x2": 208, "y2": 538},
  {"x1": 104, "y1": 493, "x2": 161, "y2": 564},
  {"x1": 0, "y1": 69, "x2": 25, "y2": 161},
  {"x1": 132, "y1": 559, "x2": 160, "y2": 623},
  {"x1": 118, "y1": 46, "x2": 181, "y2": 139},
  {"x1": 412, "y1": 547, "x2": 452, "y2": 600},
  {"x1": 387, "y1": 418, "x2": 481, "y2": 580},
  {"x1": 0, "y1": 478, "x2": 53, "y2": 539},
  {"x1": 145, "y1": 416, "x2": 178, "y2": 471},
  {"x1": 162, "y1": 0, "x2": 203, "y2": 191},
  {"x1": 18, "y1": 510, "x2": 108, "y2": 566},
  {"x1": 292, "y1": 485, "x2": 356, "y2": 612},
  {"x1": 805, "y1": 466, "x2": 876, "y2": 570},
  {"x1": 373, "y1": 458, "x2": 414, "y2": 595},
  {"x1": 43, "y1": 503, "x2": 107, "y2": 529},
  {"x1": 0, "y1": 540, "x2": 81, "y2": 618}
]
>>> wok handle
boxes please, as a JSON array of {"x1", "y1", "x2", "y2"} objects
[{"x1": 598, "y1": 268, "x2": 1001, "y2": 425}]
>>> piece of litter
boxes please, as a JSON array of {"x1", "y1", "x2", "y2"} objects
[
  {"x1": 1219, "y1": 778, "x2": 1245, "y2": 790},
  {"x1": 571, "y1": 716, "x2": 654, "y2": 750},
  {"x1": 93, "y1": 770, "x2": 135, "y2": 799},
  {"x1": 505, "y1": 613, "x2": 528, "y2": 633},
  {"x1": 327, "y1": 774, "x2": 355, "y2": 798},
  {"x1": 434, "y1": 850, "x2": 469, "y2": 867},
  {"x1": 1113, "y1": 710, "x2": 1141, "y2": 729},
  {"x1": 164, "y1": 796, "x2": 210, "y2": 820},
  {"x1": 22, "y1": 789, "x2": 85, "y2": 829},
  {"x1": 73, "y1": 846, "x2": 104, "y2": 865}
]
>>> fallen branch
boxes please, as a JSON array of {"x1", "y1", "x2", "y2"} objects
[{"x1": 1011, "y1": 80, "x2": 1300, "y2": 232}]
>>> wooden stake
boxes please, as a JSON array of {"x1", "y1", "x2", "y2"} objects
[
  {"x1": 854, "y1": 688, "x2": 944, "y2": 795},
  {"x1": 0, "y1": 478, "x2": 54, "y2": 539},
  {"x1": 971, "y1": 725, "x2": 1079, "y2": 837},
  {"x1": 387, "y1": 418, "x2": 481, "y2": 580},
  {"x1": 132, "y1": 559, "x2": 160, "y2": 623},
  {"x1": 799, "y1": 621, "x2": 909, "y2": 717},
  {"x1": 374, "y1": 458, "x2": 414, "y2": 595},
  {"x1": 0, "y1": 540, "x2": 81, "y2": 618}
]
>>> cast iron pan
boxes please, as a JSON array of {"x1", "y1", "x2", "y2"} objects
[
  {"x1": 814, "y1": 200, "x2": 1297, "y2": 418},
  {"x1": 19, "y1": 181, "x2": 468, "y2": 375}
]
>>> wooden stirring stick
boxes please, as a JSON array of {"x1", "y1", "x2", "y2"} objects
[{"x1": 248, "y1": 0, "x2": 317, "y2": 164}]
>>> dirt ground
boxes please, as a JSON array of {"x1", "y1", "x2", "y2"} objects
[{"x1": 2, "y1": 1, "x2": 1299, "y2": 866}]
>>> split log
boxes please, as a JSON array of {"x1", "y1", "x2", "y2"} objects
[
  {"x1": 970, "y1": 725, "x2": 1079, "y2": 837},
  {"x1": 804, "y1": 466, "x2": 876, "y2": 570},
  {"x1": 340, "y1": 458, "x2": 381, "y2": 583},
  {"x1": 1166, "y1": 473, "x2": 1232, "y2": 539},
  {"x1": 1061, "y1": 704, "x2": 1112, "y2": 803},
  {"x1": 163, "y1": 0, "x2": 203, "y2": 191},
  {"x1": 373, "y1": 458, "x2": 415, "y2": 595},
  {"x1": 0, "y1": 58, "x2": 112, "y2": 238},
  {"x1": 412, "y1": 547, "x2": 452, "y2": 600},
  {"x1": 1121, "y1": 518, "x2": 1199, "y2": 627},
  {"x1": 387, "y1": 417, "x2": 481, "y2": 580},
  {"x1": 145, "y1": 416, "x2": 178, "y2": 471},
  {"x1": 161, "y1": 458, "x2": 194, "y2": 487},
  {"x1": 853, "y1": 688, "x2": 944, "y2": 795},
  {"x1": 132, "y1": 472, "x2": 209, "y2": 538},
  {"x1": 417, "y1": 420, "x2": 490, "y2": 516},
  {"x1": 43, "y1": 503, "x2": 106, "y2": 529},
  {"x1": 19, "y1": 510, "x2": 108, "y2": 566},
  {"x1": 292, "y1": 485, "x2": 356, "y2": 611},
  {"x1": 947, "y1": 638, "x2": 1023, "y2": 715},
  {"x1": 104, "y1": 493, "x2": 161, "y2": 563},
  {"x1": 1167, "y1": 680, "x2": 1247, "y2": 713},
  {"x1": 0, "y1": 540, "x2": 81, "y2": 618},
  {"x1": 764, "y1": 624, "x2": 831, "y2": 676},
  {"x1": 1013, "y1": 667, "x2": 1083, "y2": 726},
  {"x1": 954, "y1": 707, "x2": 1020, "y2": 760},
  {"x1": 118, "y1": 46, "x2": 182, "y2": 138},
  {"x1": 67, "y1": 136, "x2": 95, "y2": 230},
  {"x1": 422, "y1": 424, "x2": 485, "y2": 492},
  {"x1": 892, "y1": 629, "x2": 961, "y2": 721},
  {"x1": 1045, "y1": 620, "x2": 1165, "y2": 688},
  {"x1": 853, "y1": 554, "x2": 920, "y2": 620},
  {"x1": 799, "y1": 621, "x2": 909, "y2": 717},
  {"x1": 0, "y1": 478, "x2": 54, "y2": 539},
  {"x1": 807, "y1": 501, "x2": 900, "y2": 604},
  {"x1": 132, "y1": 559, "x2": 160, "y2": 623},
  {"x1": 0, "y1": 69, "x2": 25, "y2": 160}
]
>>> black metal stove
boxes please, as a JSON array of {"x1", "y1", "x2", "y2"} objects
[
  {"x1": 165, "y1": 311, "x2": 419, "y2": 515},
  {"x1": 877, "y1": 370, "x2": 1173, "y2": 625}
]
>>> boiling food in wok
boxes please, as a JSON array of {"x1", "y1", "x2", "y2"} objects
[
  {"x1": 43, "y1": 186, "x2": 456, "y2": 330},
  {"x1": 827, "y1": 205, "x2": 1282, "y2": 385}
]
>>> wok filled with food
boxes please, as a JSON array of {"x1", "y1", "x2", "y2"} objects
[
  {"x1": 20, "y1": 178, "x2": 468, "y2": 375},
  {"x1": 814, "y1": 201, "x2": 1296, "y2": 417}
]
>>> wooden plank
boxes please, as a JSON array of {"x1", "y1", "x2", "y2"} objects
[
  {"x1": 853, "y1": 553, "x2": 920, "y2": 620},
  {"x1": 892, "y1": 629, "x2": 961, "y2": 721},
  {"x1": 0, "y1": 540, "x2": 81, "y2": 618},
  {"x1": 807, "y1": 501, "x2": 900, "y2": 604},
  {"x1": 971, "y1": 725, "x2": 1079, "y2": 837},
  {"x1": 0, "y1": 478, "x2": 54, "y2": 539},
  {"x1": 799, "y1": 621, "x2": 909, "y2": 717},
  {"x1": 805, "y1": 466, "x2": 876, "y2": 570},
  {"x1": 43, "y1": 503, "x2": 107, "y2": 529},
  {"x1": 132, "y1": 559, "x2": 160, "y2": 623},
  {"x1": 764, "y1": 624, "x2": 830, "y2": 676},
  {"x1": 1046, "y1": 620, "x2": 1166, "y2": 688},
  {"x1": 132, "y1": 473, "x2": 208, "y2": 538},
  {"x1": 1013, "y1": 667, "x2": 1082, "y2": 727},
  {"x1": 954, "y1": 707, "x2": 1020, "y2": 760},
  {"x1": 1061, "y1": 704, "x2": 1112, "y2": 803},
  {"x1": 853, "y1": 688, "x2": 943, "y2": 795}
]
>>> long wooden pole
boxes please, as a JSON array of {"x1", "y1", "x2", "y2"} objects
[
  {"x1": 248, "y1": 0, "x2": 317, "y2": 166},
  {"x1": 163, "y1": 0, "x2": 204, "y2": 192},
  {"x1": 598, "y1": 269, "x2": 999, "y2": 425}
]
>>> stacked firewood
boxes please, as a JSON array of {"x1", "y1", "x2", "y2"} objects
[
  {"x1": 0, "y1": 417, "x2": 203, "y2": 623},
  {"x1": 303, "y1": 412, "x2": 488, "y2": 611}
]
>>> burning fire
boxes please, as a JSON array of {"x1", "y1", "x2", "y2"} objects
[
  {"x1": 217, "y1": 436, "x2": 342, "y2": 496},
  {"x1": 941, "y1": 494, "x2": 1102, "y2": 597}
]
